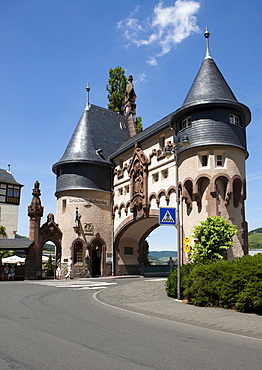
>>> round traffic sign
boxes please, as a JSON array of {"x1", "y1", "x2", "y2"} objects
[{"x1": 184, "y1": 244, "x2": 191, "y2": 253}]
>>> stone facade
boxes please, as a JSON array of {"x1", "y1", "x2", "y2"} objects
[{"x1": 56, "y1": 190, "x2": 113, "y2": 277}]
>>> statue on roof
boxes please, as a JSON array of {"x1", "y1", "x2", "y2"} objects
[{"x1": 125, "y1": 75, "x2": 137, "y2": 105}]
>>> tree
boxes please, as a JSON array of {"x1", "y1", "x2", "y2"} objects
[
  {"x1": 0, "y1": 225, "x2": 15, "y2": 260},
  {"x1": 189, "y1": 216, "x2": 238, "y2": 263},
  {"x1": 106, "y1": 67, "x2": 127, "y2": 113},
  {"x1": 135, "y1": 116, "x2": 143, "y2": 134},
  {"x1": 0, "y1": 225, "x2": 8, "y2": 238},
  {"x1": 44, "y1": 254, "x2": 54, "y2": 277},
  {"x1": 142, "y1": 239, "x2": 150, "y2": 265}
]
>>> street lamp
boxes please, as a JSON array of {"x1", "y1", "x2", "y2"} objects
[{"x1": 164, "y1": 131, "x2": 190, "y2": 300}]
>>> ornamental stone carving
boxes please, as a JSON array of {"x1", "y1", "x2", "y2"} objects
[{"x1": 128, "y1": 144, "x2": 149, "y2": 220}]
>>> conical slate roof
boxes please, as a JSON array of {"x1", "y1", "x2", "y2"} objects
[
  {"x1": 178, "y1": 28, "x2": 250, "y2": 125},
  {"x1": 182, "y1": 57, "x2": 237, "y2": 107},
  {"x1": 0, "y1": 168, "x2": 23, "y2": 186},
  {"x1": 53, "y1": 104, "x2": 129, "y2": 172}
]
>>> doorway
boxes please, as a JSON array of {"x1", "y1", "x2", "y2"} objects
[{"x1": 91, "y1": 240, "x2": 102, "y2": 276}]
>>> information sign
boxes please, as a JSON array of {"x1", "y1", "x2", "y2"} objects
[{"x1": 159, "y1": 208, "x2": 176, "y2": 225}]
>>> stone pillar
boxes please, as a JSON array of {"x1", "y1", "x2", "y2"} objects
[{"x1": 26, "y1": 181, "x2": 44, "y2": 279}]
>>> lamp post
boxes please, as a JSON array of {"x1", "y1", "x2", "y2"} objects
[{"x1": 164, "y1": 131, "x2": 190, "y2": 300}]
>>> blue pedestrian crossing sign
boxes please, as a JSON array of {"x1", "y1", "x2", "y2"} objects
[{"x1": 159, "y1": 208, "x2": 176, "y2": 225}]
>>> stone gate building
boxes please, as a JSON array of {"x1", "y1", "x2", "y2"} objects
[{"x1": 52, "y1": 30, "x2": 251, "y2": 277}]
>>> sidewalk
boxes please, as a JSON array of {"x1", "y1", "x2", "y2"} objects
[{"x1": 96, "y1": 277, "x2": 262, "y2": 340}]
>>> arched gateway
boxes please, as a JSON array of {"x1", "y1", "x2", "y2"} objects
[
  {"x1": 52, "y1": 30, "x2": 250, "y2": 277},
  {"x1": 26, "y1": 181, "x2": 62, "y2": 279}
]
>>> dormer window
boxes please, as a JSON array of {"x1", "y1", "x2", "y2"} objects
[
  {"x1": 230, "y1": 114, "x2": 241, "y2": 126},
  {"x1": 181, "y1": 116, "x2": 192, "y2": 129}
]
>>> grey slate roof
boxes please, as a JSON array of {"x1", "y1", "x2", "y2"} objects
[
  {"x1": 53, "y1": 105, "x2": 130, "y2": 173},
  {"x1": 182, "y1": 57, "x2": 237, "y2": 106},
  {"x1": 110, "y1": 51, "x2": 251, "y2": 160},
  {"x1": 0, "y1": 238, "x2": 33, "y2": 250},
  {"x1": 0, "y1": 169, "x2": 23, "y2": 186}
]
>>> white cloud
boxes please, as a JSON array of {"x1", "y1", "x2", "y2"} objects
[
  {"x1": 247, "y1": 172, "x2": 262, "y2": 182},
  {"x1": 118, "y1": 1, "x2": 201, "y2": 65},
  {"x1": 147, "y1": 57, "x2": 158, "y2": 66},
  {"x1": 133, "y1": 73, "x2": 147, "y2": 84}
]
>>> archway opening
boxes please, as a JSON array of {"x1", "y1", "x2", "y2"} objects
[
  {"x1": 115, "y1": 212, "x2": 179, "y2": 276},
  {"x1": 42, "y1": 241, "x2": 56, "y2": 279},
  {"x1": 146, "y1": 226, "x2": 177, "y2": 272}
]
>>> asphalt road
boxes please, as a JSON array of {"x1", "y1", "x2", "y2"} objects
[{"x1": 0, "y1": 278, "x2": 261, "y2": 370}]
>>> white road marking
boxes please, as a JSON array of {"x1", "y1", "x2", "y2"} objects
[{"x1": 27, "y1": 280, "x2": 117, "y2": 290}]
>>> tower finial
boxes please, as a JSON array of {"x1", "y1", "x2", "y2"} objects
[
  {"x1": 204, "y1": 26, "x2": 212, "y2": 59},
  {"x1": 86, "y1": 82, "x2": 91, "y2": 110}
]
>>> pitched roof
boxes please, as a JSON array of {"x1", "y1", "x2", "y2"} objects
[
  {"x1": 0, "y1": 238, "x2": 33, "y2": 250},
  {"x1": 53, "y1": 104, "x2": 130, "y2": 172},
  {"x1": 182, "y1": 57, "x2": 237, "y2": 107},
  {"x1": 0, "y1": 169, "x2": 23, "y2": 186}
]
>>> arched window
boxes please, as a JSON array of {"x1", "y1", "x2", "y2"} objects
[
  {"x1": 73, "y1": 240, "x2": 84, "y2": 264},
  {"x1": 233, "y1": 178, "x2": 242, "y2": 207}
]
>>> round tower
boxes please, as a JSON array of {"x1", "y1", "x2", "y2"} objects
[
  {"x1": 173, "y1": 28, "x2": 251, "y2": 260},
  {"x1": 52, "y1": 96, "x2": 130, "y2": 277}
]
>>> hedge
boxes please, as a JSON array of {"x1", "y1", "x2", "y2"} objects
[{"x1": 165, "y1": 254, "x2": 262, "y2": 314}]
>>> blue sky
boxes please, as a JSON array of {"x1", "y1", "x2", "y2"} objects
[{"x1": 1, "y1": 0, "x2": 261, "y2": 251}]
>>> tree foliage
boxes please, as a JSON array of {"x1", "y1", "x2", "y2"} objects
[
  {"x1": 189, "y1": 216, "x2": 238, "y2": 263},
  {"x1": 106, "y1": 67, "x2": 143, "y2": 133},
  {"x1": 0, "y1": 225, "x2": 8, "y2": 238},
  {"x1": 142, "y1": 239, "x2": 150, "y2": 265},
  {"x1": 106, "y1": 66, "x2": 127, "y2": 113},
  {"x1": 44, "y1": 254, "x2": 54, "y2": 277},
  {"x1": 0, "y1": 250, "x2": 15, "y2": 260},
  {"x1": 135, "y1": 116, "x2": 143, "y2": 134},
  {"x1": 0, "y1": 225, "x2": 15, "y2": 260}
]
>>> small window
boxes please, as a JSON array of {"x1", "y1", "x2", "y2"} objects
[
  {"x1": 153, "y1": 173, "x2": 159, "y2": 183},
  {"x1": 13, "y1": 190, "x2": 19, "y2": 198},
  {"x1": 161, "y1": 169, "x2": 168, "y2": 179},
  {"x1": 120, "y1": 121, "x2": 126, "y2": 129},
  {"x1": 159, "y1": 135, "x2": 165, "y2": 150},
  {"x1": 62, "y1": 199, "x2": 67, "y2": 214},
  {"x1": 181, "y1": 116, "x2": 192, "y2": 129},
  {"x1": 230, "y1": 114, "x2": 241, "y2": 126},
  {"x1": 118, "y1": 188, "x2": 123, "y2": 196},
  {"x1": 201, "y1": 155, "x2": 208, "y2": 167},
  {"x1": 119, "y1": 158, "x2": 123, "y2": 169},
  {"x1": 124, "y1": 185, "x2": 129, "y2": 194},
  {"x1": 216, "y1": 154, "x2": 223, "y2": 167},
  {"x1": 7, "y1": 188, "x2": 13, "y2": 196},
  {"x1": 124, "y1": 247, "x2": 133, "y2": 255}
]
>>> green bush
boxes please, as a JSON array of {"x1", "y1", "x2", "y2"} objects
[
  {"x1": 165, "y1": 263, "x2": 195, "y2": 298},
  {"x1": 165, "y1": 254, "x2": 262, "y2": 314}
]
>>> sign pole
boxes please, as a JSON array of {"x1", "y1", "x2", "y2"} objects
[{"x1": 175, "y1": 141, "x2": 181, "y2": 300}]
